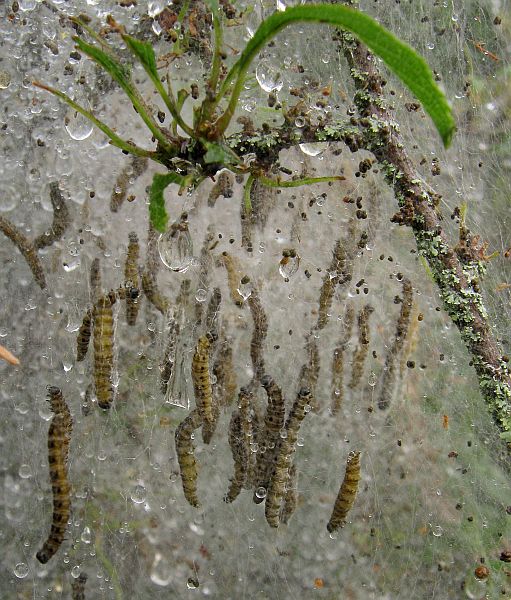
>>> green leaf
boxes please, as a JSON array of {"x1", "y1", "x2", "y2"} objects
[
  {"x1": 122, "y1": 35, "x2": 158, "y2": 79},
  {"x1": 149, "y1": 172, "x2": 188, "y2": 233},
  {"x1": 203, "y1": 141, "x2": 239, "y2": 165},
  {"x1": 218, "y1": 4, "x2": 455, "y2": 148},
  {"x1": 74, "y1": 37, "x2": 131, "y2": 92}
]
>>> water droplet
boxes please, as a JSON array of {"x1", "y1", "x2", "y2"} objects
[
  {"x1": 19, "y1": 0, "x2": 36, "y2": 11},
  {"x1": 432, "y1": 525, "x2": 443, "y2": 537},
  {"x1": 294, "y1": 116, "x2": 305, "y2": 128},
  {"x1": 242, "y1": 98, "x2": 256, "y2": 112},
  {"x1": 299, "y1": 142, "x2": 329, "y2": 157},
  {"x1": 368, "y1": 372, "x2": 377, "y2": 387},
  {"x1": 148, "y1": 0, "x2": 165, "y2": 17},
  {"x1": 62, "y1": 361, "x2": 73, "y2": 373},
  {"x1": 150, "y1": 552, "x2": 173, "y2": 586},
  {"x1": 279, "y1": 249, "x2": 300, "y2": 279},
  {"x1": 65, "y1": 104, "x2": 94, "y2": 141},
  {"x1": 187, "y1": 577, "x2": 199, "y2": 589},
  {"x1": 255, "y1": 59, "x2": 283, "y2": 93},
  {"x1": 0, "y1": 71, "x2": 12, "y2": 90},
  {"x1": 130, "y1": 484, "x2": 147, "y2": 504},
  {"x1": 14, "y1": 563, "x2": 28, "y2": 578},
  {"x1": 0, "y1": 328, "x2": 7, "y2": 337},
  {"x1": 63, "y1": 259, "x2": 81, "y2": 272},
  {"x1": 195, "y1": 288, "x2": 207, "y2": 302},
  {"x1": 237, "y1": 276, "x2": 252, "y2": 300},
  {"x1": 81, "y1": 526, "x2": 92, "y2": 544},
  {"x1": 255, "y1": 486, "x2": 267, "y2": 499},
  {"x1": 18, "y1": 464, "x2": 31, "y2": 479},
  {"x1": 71, "y1": 565, "x2": 81, "y2": 578},
  {"x1": 158, "y1": 217, "x2": 193, "y2": 272}
]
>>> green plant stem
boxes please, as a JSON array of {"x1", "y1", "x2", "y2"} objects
[
  {"x1": 32, "y1": 81, "x2": 160, "y2": 161},
  {"x1": 209, "y1": 13, "x2": 223, "y2": 95},
  {"x1": 257, "y1": 174, "x2": 346, "y2": 188}
]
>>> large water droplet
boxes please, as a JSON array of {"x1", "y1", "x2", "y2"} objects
[
  {"x1": 158, "y1": 216, "x2": 193, "y2": 272},
  {"x1": 18, "y1": 464, "x2": 32, "y2": 479},
  {"x1": 299, "y1": 142, "x2": 329, "y2": 157},
  {"x1": 81, "y1": 526, "x2": 92, "y2": 544},
  {"x1": 255, "y1": 59, "x2": 283, "y2": 93},
  {"x1": 130, "y1": 484, "x2": 147, "y2": 504},
  {"x1": 65, "y1": 105, "x2": 94, "y2": 141},
  {"x1": 237, "y1": 275, "x2": 253, "y2": 300},
  {"x1": 150, "y1": 553, "x2": 173, "y2": 586},
  {"x1": 279, "y1": 249, "x2": 300, "y2": 279},
  {"x1": 14, "y1": 563, "x2": 28, "y2": 578}
]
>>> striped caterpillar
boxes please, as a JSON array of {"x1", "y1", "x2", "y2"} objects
[
  {"x1": 124, "y1": 232, "x2": 140, "y2": 326},
  {"x1": 89, "y1": 258, "x2": 102, "y2": 302},
  {"x1": 248, "y1": 288, "x2": 268, "y2": 385},
  {"x1": 349, "y1": 305, "x2": 375, "y2": 390},
  {"x1": 93, "y1": 292, "x2": 116, "y2": 410},
  {"x1": 298, "y1": 335, "x2": 320, "y2": 409},
  {"x1": 265, "y1": 387, "x2": 311, "y2": 528},
  {"x1": 110, "y1": 156, "x2": 148, "y2": 212},
  {"x1": 317, "y1": 239, "x2": 349, "y2": 330},
  {"x1": 36, "y1": 386, "x2": 73, "y2": 564},
  {"x1": 219, "y1": 252, "x2": 244, "y2": 307},
  {"x1": 208, "y1": 171, "x2": 234, "y2": 207},
  {"x1": 280, "y1": 464, "x2": 298, "y2": 525},
  {"x1": 71, "y1": 572, "x2": 88, "y2": 600},
  {"x1": 212, "y1": 334, "x2": 237, "y2": 408},
  {"x1": 378, "y1": 278, "x2": 414, "y2": 410},
  {"x1": 175, "y1": 409, "x2": 203, "y2": 508},
  {"x1": 76, "y1": 308, "x2": 93, "y2": 362},
  {"x1": 331, "y1": 304, "x2": 355, "y2": 415},
  {"x1": 191, "y1": 335, "x2": 214, "y2": 424},
  {"x1": 33, "y1": 182, "x2": 70, "y2": 251},
  {"x1": 253, "y1": 375, "x2": 286, "y2": 504},
  {"x1": 327, "y1": 451, "x2": 361, "y2": 533},
  {"x1": 0, "y1": 215, "x2": 46, "y2": 289}
]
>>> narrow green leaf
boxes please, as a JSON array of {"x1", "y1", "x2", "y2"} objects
[
  {"x1": 203, "y1": 141, "x2": 240, "y2": 165},
  {"x1": 149, "y1": 172, "x2": 188, "y2": 233},
  {"x1": 122, "y1": 35, "x2": 158, "y2": 79},
  {"x1": 74, "y1": 37, "x2": 131, "y2": 90},
  {"x1": 218, "y1": 5, "x2": 455, "y2": 147}
]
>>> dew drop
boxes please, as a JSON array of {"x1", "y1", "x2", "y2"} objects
[
  {"x1": 150, "y1": 552, "x2": 173, "y2": 586},
  {"x1": 432, "y1": 525, "x2": 443, "y2": 537},
  {"x1": 237, "y1": 276, "x2": 252, "y2": 300},
  {"x1": 14, "y1": 562, "x2": 28, "y2": 579},
  {"x1": 130, "y1": 484, "x2": 147, "y2": 504},
  {"x1": 65, "y1": 106, "x2": 94, "y2": 141},
  {"x1": 195, "y1": 288, "x2": 208, "y2": 303},
  {"x1": 18, "y1": 464, "x2": 31, "y2": 479},
  {"x1": 81, "y1": 526, "x2": 92, "y2": 544},
  {"x1": 255, "y1": 486, "x2": 267, "y2": 499},
  {"x1": 71, "y1": 565, "x2": 81, "y2": 578},
  {"x1": 187, "y1": 577, "x2": 199, "y2": 589},
  {"x1": 255, "y1": 59, "x2": 283, "y2": 93},
  {"x1": 299, "y1": 142, "x2": 329, "y2": 157},
  {"x1": 158, "y1": 219, "x2": 193, "y2": 272},
  {"x1": 279, "y1": 249, "x2": 300, "y2": 279}
]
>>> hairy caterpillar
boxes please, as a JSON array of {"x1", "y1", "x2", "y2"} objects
[
  {"x1": 378, "y1": 278, "x2": 414, "y2": 410},
  {"x1": 71, "y1": 572, "x2": 88, "y2": 600},
  {"x1": 253, "y1": 375, "x2": 286, "y2": 504},
  {"x1": 327, "y1": 451, "x2": 361, "y2": 533},
  {"x1": 110, "y1": 156, "x2": 148, "y2": 212},
  {"x1": 298, "y1": 335, "x2": 320, "y2": 409},
  {"x1": 76, "y1": 308, "x2": 93, "y2": 362},
  {"x1": 265, "y1": 387, "x2": 311, "y2": 528},
  {"x1": 219, "y1": 252, "x2": 244, "y2": 307},
  {"x1": 191, "y1": 335, "x2": 214, "y2": 424},
  {"x1": 208, "y1": 171, "x2": 234, "y2": 207},
  {"x1": 175, "y1": 409, "x2": 203, "y2": 508},
  {"x1": 0, "y1": 215, "x2": 46, "y2": 289},
  {"x1": 317, "y1": 239, "x2": 350, "y2": 330},
  {"x1": 280, "y1": 464, "x2": 298, "y2": 525},
  {"x1": 331, "y1": 304, "x2": 355, "y2": 415},
  {"x1": 212, "y1": 334, "x2": 237, "y2": 407},
  {"x1": 124, "y1": 232, "x2": 140, "y2": 326},
  {"x1": 36, "y1": 386, "x2": 73, "y2": 564},
  {"x1": 89, "y1": 258, "x2": 102, "y2": 302},
  {"x1": 248, "y1": 288, "x2": 268, "y2": 385},
  {"x1": 142, "y1": 271, "x2": 170, "y2": 315},
  {"x1": 93, "y1": 293, "x2": 116, "y2": 409},
  {"x1": 33, "y1": 182, "x2": 70, "y2": 250},
  {"x1": 349, "y1": 305, "x2": 375, "y2": 390}
]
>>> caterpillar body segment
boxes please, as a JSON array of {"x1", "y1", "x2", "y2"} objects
[
  {"x1": 248, "y1": 289, "x2": 268, "y2": 385},
  {"x1": 124, "y1": 231, "x2": 140, "y2": 326},
  {"x1": 76, "y1": 308, "x2": 93, "y2": 362},
  {"x1": 225, "y1": 411, "x2": 247, "y2": 502},
  {"x1": 33, "y1": 182, "x2": 70, "y2": 250},
  {"x1": 280, "y1": 464, "x2": 298, "y2": 525},
  {"x1": 219, "y1": 252, "x2": 244, "y2": 307},
  {"x1": 349, "y1": 305, "x2": 375, "y2": 390},
  {"x1": 36, "y1": 387, "x2": 73, "y2": 564},
  {"x1": 192, "y1": 335, "x2": 214, "y2": 424},
  {"x1": 71, "y1": 573, "x2": 88, "y2": 600},
  {"x1": 265, "y1": 387, "x2": 311, "y2": 528},
  {"x1": 317, "y1": 239, "x2": 349, "y2": 330},
  {"x1": 0, "y1": 215, "x2": 46, "y2": 289},
  {"x1": 142, "y1": 271, "x2": 170, "y2": 315},
  {"x1": 330, "y1": 304, "x2": 355, "y2": 415},
  {"x1": 253, "y1": 375, "x2": 286, "y2": 504},
  {"x1": 175, "y1": 409, "x2": 203, "y2": 508},
  {"x1": 327, "y1": 451, "x2": 361, "y2": 533},
  {"x1": 93, "y1": 293, "x2": 115, "y2": 409},
  {"x1": 212, "y1": 336, "x2": 237, "y2": 407},
  {"x1": 89, "y1": 257, "x2": 102, "y2": 302}
]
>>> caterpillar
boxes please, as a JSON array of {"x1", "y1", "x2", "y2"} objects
[
  {"x1": 349, "y1": 305, "x2": 374, "y2": 390},
  {"x1": 191, "y1": 335, "x2": 214, "y2": 424},
  {"x1": 93, "y1": 293, "x2": 116, "y2": 409},
  {"x1": 327, "y1": 450, "x2": 361, "y2": 533},
  {"x1": 248, "y1": 288, "x2": 268, "y2": 385},
  {"x1": 280, "y1": 464, "x2": 298, "y2": 525},
  {"x1": 224, "y1": 387, "x2": 256, "y2": 501},
  {"x1": 89, "y1": 258, "x2": 102, "y2": 302},
  {"x1": 265, "y1": 387, "x2": 311, "y2": 528},
  {"x1": 317, "y1": 239, "x2": 350, "y2": 330},
  {"x1": 253, "y1": 375, "x2": 286, "y2": 504},
  {"x1": 212, "y1": 335, "x2": 237, "y2": 407},
  {"x1": 110, "y1": 156, "x2": 148, "y2": 212},
  {"x1": 208, "y1": 172, "x2": 234, "y2": 207},
  {"x1": 0, "y1": 215, "x2": 46, "y2": 289},
  {"x1": 124, "y1": 232, "x2": 140, "y2": 326},
  {"x1": 71, "y1": 573, "x2": 88, "y2": 600},
  {"x1": 378, "y1": 278, "x2": 413, "y2": 410},
  {"x1": 298, "y1": 335, "x2": 320, "y2": 409},
  {"x1": 175, "y1": 409, "x2": 203, "y2": 508},
  {"x1": 160, "y1": 319, "x2": 179, "y2": 395},
  {"x1": 36, "y1": 386, "x2": 73, "y2": 564},
  {"x1": 33, "y1": 182, "x2": 70, "y2": 250},
  {"x1": 76, "y1": 308, "x2": 93, "y2": 362},
  {"x1": 219, "y1": 252, "x2": 244, "y2": 307},
  {"x1": 142, "y1": 271, "x2": 170, "y2": 315},
  {"x1": 331, "y1": 304, "x2": 355, "y2": 415},
  {"x1": 238, "y1": 386, "x2": 259, "y2": 488}
]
